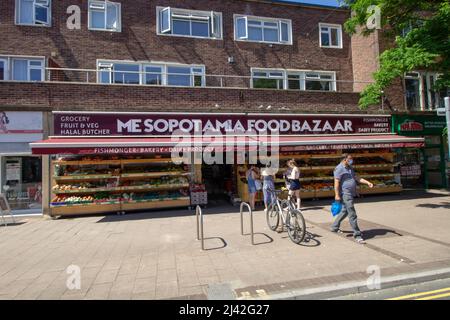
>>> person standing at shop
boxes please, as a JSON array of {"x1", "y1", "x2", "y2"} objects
[
  {"x1": 246, "y1": 165, "x2": 259, "y2": 210},
  {"x1": 331, "y1": 154, "x2": 374, "y2": 244},
  {"x1": 287, "y1": 160, "x2": 301, "y2": 210},
  {"x1": 261, "y1": 163, "x2": 277, "y2": 212}
]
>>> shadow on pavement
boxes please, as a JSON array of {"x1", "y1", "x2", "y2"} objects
[
  {"x1": 416, "y1": 202, "x2": 450, "y2": 209},
  {"x1": 61, "y1": 190, "x2": 449, "y2": 223},
  {"x1": 280, "y1": 229, "x2": 322, "y2": 247},
  {"x1": 360, "y1": 229, "x2": 403, "y2": 240},
  {"x1": 300, "y1": 231, "x2": 322, "y2": 247},
  {"x1": 0, "y1": 222, "x2": 27, "y2": 228},
  {"x1": 202, "y1": 237, "x2": 227, "y2": 251},
  {"x1": 94, "y1": 205, "x2": 243, "y2": 223},
  {"x1": 303, "y1": 189, "x2": 450, "y2": 208},
  {"x1": 246, "y1": 232, "x2": 274, "y2": 245}
]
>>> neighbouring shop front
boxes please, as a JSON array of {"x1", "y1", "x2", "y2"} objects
[
  {"x1": 30, "y1": 112, "x2": 424, "y2": 217},
  {"x1": 0, "y1": 111, "x2": 44, "y2": 213},
  {"x1": 392, "y1": 114, "x2": 448, "y2": 189}
]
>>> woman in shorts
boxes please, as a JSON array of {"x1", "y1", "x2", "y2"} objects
[
  {"x1": 246, "y1": 165, "x2": 259, "y2": 210},
  {"x1": 287, "y1": 159, "x2": 301, "y2": 210}
]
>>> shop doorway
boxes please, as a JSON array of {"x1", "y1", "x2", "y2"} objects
[
  {"x1": 424, "y1": 136, "x2": 447, "y2": 188},
  {"x1": 1, "y1": 156, "x2": 42, "y2": 211},
  {"x1": 201, "y1": 164, "x2": 234, "y2": 205}
]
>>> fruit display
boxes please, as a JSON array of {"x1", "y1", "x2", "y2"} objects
[
  {"x1": 238, "y1": 149, "x2": 402, "y2": 200},
  {"x1": 50, "y1": 154, "x2": 193, "y2": 214}
]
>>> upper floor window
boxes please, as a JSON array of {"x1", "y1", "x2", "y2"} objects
[
  {"x1": 405, "y1": 71, "x2": 448, "y2": 111},
  {"x1": 0, "y1": 59, "x2": 6, "y2": 81},
  {"x1": 15, "y1": 0, "x2": 51, "y2": 26},
  {"x1": 0, "y1": 56, "x2": 45, "y2": 82},
  {"x1": 234, "y1": 15, "x2": 292, "y2": 45},
  {"x1": 97, "y1": 60, "x2": 205, "y2": 87},
  {"x1": 319, "y1": 23, "x2": 342, "y2": 49},
  {"x1": 88, "y1": 0, "x2": 121, "y2": 32},
  {"x1": 252, "y1": 68, "x2": 336, "y2": 91},
  {"x1": 157, "y1": 7, "x2": 222, "y2": 40},
  {"x1": 252, "y1": 69, "x2": 285, "y2": 89},
  {"x1": 304, "y1": 72, "x2": 336, "y2": 91}
]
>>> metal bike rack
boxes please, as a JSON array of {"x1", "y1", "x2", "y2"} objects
[
  {"x1": 240, "y1": 202, "x2": 255, "y2": 245},
  {"x1": 196, "y1": 205, "x2": 205, "y2": 250}
]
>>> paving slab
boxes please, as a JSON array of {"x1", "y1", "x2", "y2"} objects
[{"x1": 0, "y1": 190, "x2": 449, "y2": 299}]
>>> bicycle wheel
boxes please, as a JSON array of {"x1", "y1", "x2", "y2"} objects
[
  {"x1": 286, "y1": 209, "x2": 306, "y2": 244},
  {"x1": 266, "y1": 203, "x2": 280, "y2": 231}
]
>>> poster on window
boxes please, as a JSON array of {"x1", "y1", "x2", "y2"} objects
[
  {"x1": 400, "y1": 165, "x2": 421, "y2": 177},
  {"x1": 6, "y1": 163, "x2": 21, "y2": 181},
  {"x1": 0, "y1": 112, "x2": 43, "y2": 143}
]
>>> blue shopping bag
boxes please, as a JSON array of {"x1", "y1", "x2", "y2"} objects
[{"x1": 331, "y1": 201, "x2": 342, "y2": 217}]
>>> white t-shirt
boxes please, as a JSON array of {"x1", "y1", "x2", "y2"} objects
[{"x1": 289, "y1": 167, "x2": 300, "y2": 180}]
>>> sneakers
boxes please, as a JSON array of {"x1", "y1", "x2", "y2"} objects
[
  {"x1": 355, "y1": 237, "x2": 366, "y2": 244},
  {"x1": 331, "y1": 228, "x2": 344, "y2": 234}
]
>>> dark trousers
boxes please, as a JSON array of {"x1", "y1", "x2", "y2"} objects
[{"x1": 331, "y1": 193, "x2": 362, "y2": 238}]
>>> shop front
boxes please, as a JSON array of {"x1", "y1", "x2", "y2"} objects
[
  {"x1": 30, "y1": 112, "x2": 424, "y2": 217},
  {"x1": 392, "y1": 114, "x2": 448, "y2": 189},
  {"x1": 0, "y1": 111, "x2": 44, "y2": 213}
]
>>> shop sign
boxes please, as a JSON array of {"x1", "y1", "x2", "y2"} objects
[
  {"x1": 36, "y1": 141, "x2": 423, "y2": 155},
  {"x1": 0, "y1": 111, "x2": 43, "y2": 143},
  {"x1": 53, "y1": 112, "x2": 392, "y2": 137},
  {"x1": 393, "y1": 115, "x2": 446, "y2": 136},
  {"x1": 400, "y1": 121, "x2": 423, "y2": 132},
  {"x1": 280, "y1": 142, "x2": 423, "y2": 152}
]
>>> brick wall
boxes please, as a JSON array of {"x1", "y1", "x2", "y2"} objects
[
  {"x1": 351, "y1": 28, "x2": 379, "y2": 93},
  {"x1": 0, "y1": 0, "x2": 354, "y2": 89},
  {"x1": 0, "y1": 82, "x2": 384, "y2": 114}
]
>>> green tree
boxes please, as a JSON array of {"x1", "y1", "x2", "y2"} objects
[{"x1": 342, "y1": 0, "x2": 450, "y2": 109}]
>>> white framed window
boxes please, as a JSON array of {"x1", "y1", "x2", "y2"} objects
[
  {"x1": 143, "y1": 65, "x2": 163, "y2": 85},
  {"x1": 88, "y1": 0, "x2": 121, "y2": 32},
  {"x1": 404, "y1": 71, "x2": 446, "y2": 111},
  {"x1": 304, "y1": 72, "x2": 336, "y2": 91},
  {"x1": 97, "y1": 60, "x2": 205, "y2": 87},
  {"x1": 0, "y1": 56, "x2": 45, "y2": 81},
  {"x1": 251, "y1": 69, "x2": 285, "y2": 89},
  {"x1": 0, "y1": 59, "x2": 7, "y2": 81},
  {"x1": 251, "y1": 68, "x2": 336, "y2": 92},
  {"x1": 319, "y1": 23, "x2": 342, "y2": 49},
  {"x1": 234, "y1": 14, "x2": 292, "y2": 45},
  {"x1": 15, "y1": 0, "x2": 51, "y2": 26},
  {"x1": 157, "y1": 7, "x2": 222, "y2": 40},
  {"x1": 12, "y1": 59, "x2": 44, "y2": 81}
]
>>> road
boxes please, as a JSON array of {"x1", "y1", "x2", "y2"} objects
[{"x1": 329, "y1": 277, "x2": 450, "y2": 300}]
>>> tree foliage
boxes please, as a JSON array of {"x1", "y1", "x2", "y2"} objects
[{"x1": 342, "y1": 0, "x2": 450, "y2": 109}]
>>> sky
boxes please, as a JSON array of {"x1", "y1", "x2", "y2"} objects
[{"x1": 284, "y1": 0, "x2": 342, "y2": 7}]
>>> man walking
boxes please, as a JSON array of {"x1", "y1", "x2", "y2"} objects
[{"x1": 331, "y1": 154, "x2": 374, "y2": 244}]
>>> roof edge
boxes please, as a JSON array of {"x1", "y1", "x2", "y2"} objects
[{"x1": 243, "y1": 0, "x2": 349, "y2": 11}]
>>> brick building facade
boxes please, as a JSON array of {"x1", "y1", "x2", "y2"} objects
[{"x1": 0, "y1": 0, "x2": 386, "y2": 114}]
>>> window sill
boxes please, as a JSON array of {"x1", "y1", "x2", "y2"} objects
[
  {"x1": 235, "y1": 39, "x2": 292, "y2": 46},
  {"x1": 157, "y1": 33, "x2": 223, "y2": 41},
  {"x1": 320, "y1": 45, "x2": 343, "y2": 49},
  {"x1": 88, "y1": 27, "x2": 122, "y2": 33},
  {"x1": 15, "y1": 23, "x2": 51, "y2": 28}
]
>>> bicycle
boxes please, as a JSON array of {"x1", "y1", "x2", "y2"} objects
[{"x1": 266, "y1": 188, "x2": 306, "y2": 244}]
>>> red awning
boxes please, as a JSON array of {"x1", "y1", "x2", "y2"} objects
[{"x1": 30, "y1": 134, "x2": 425, "y2": 155}]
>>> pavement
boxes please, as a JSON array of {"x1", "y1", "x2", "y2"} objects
[{"x1": 0, "y1": 189, "x2": 449, "y2": 300}]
